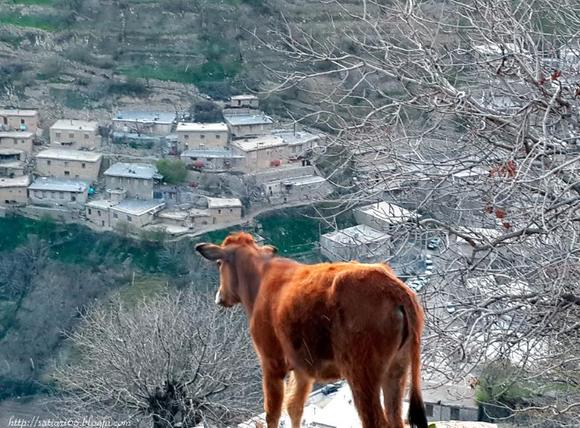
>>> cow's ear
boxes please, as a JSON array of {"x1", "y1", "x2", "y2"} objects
[
  {"x1": 195, "y1": 243, "x2": 224, "y2": 261},
  {"x1": 263, "y1": 245, "x2": 278, "y2": 255}
]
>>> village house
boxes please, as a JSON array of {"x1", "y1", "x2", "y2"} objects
[
  {"x1": 112, "y1": 111, "x2": 176, "y2": 135},
  {"x1": 0, "y1": 131, "x2": 35, "y2": 156},
  {"x1": 180, "y1": 148, "x2": 244, "y2": 171},
  {"x1": 85, "y1": 199, "x2": 116, "y2": 228},
  {"x1": 226, "y1": 94, "x2": 260, "y2": 109},
  {"x1": 109, "y1": 199, "x2": 165, "y2": 229},
  {"x1": 49, "y1": 119, "x2": 101, "y2": 149},
  {"x1": 272, "y1": 129, "x2": 323, "y2": 160},
  {"x1": 0, "y1": 109, "x2": 39, "y2": 133},
  {"x1": 320, "y1": 224, "x2": 391, "y2": 262},
  {"x1": 175, "y1": 122, "x2": 229, "y2": 151},
  {"x1": 224, "y1": 111, "x2": 274, "y2": 138},
  {"x1": 35, "y1": 148, "x2": 103, "y2": 183},
  {"x1": 262, "y1": 174, "x2": 333, "y2": 205},
  {"x1": 230, "y1": 135, "x2": 287, "y2": 172},
  {"x1": 104, "y1": 162, "x2": 161, "y2": 199},
  {"x1": 0, "y1": 175, "x2": 30, "y2": 206},
  {"x1": 28, "y1": 177, "x2": 88, "y2": 208},
  {"x1": 206, "y1": 197, "x2": 242, "y2": 225},
  {"x1": 354, "y1": 201, "x2": 420, "y2": 232},
  {"x1": 0, "y1": 149, "x2": 26, "y2": 177}
]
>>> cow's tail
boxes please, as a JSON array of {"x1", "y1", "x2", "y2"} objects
[{"x1": 401, "y1": 294, "x2": 428, "y2": 428}]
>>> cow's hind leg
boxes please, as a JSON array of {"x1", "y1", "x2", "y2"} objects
[
  {"x1": 347, "y1": 367, "x2": 388, "y2": 428},
  {"x1": 263, "y1": 370, "x2": 285, "y2": 428},
  {"x1": 284, "y1": 370, "x2": 314, "y2": 428},
  {"x1": 382, "y1": 354, "x2": 410, "y2": 428}
]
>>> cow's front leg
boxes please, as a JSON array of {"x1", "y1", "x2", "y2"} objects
[{"x1": 263, "y1": 370, "x2": 285, "y2": 428}]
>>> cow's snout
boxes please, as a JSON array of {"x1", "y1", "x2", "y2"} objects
[{"x1": 215, "y1": 290, "x2": 224, "y2": 306}]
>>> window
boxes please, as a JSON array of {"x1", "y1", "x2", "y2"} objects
[
  {"x1": 113, "y1": 213, "x2": 118, "y2": 219},
  {"x1": 101, "y1": 220, "x2": 105, "y2": 226},
  {"x1": 127, "y1": 216, "x2": 132, "y2": 222},
  {"x1": 71, "y1": 195, "x2": 76, "y2": 202},
  {"x1": 47, "y1": 160, "x2": 51, "y2": 165},
  {"x1": 216, "y1": 134, "x2": 221, "y2": 139},
  {"x1": 2, "y1": 117, "x2": 6, "y2": 125},
  {"x1": 68, "y1": 133, "x2": 74, "y2": 138},
  {"x1": 97, "y1": 210, "x2": 101, "y2": 217},
  {"x1": 88, "y1": 208, "x2": 92, "y2": 215},
  {"x1": 55, "y1": 132, "x2": 61, "y2": 139},
  {"x1": 81, "y1": 163, "x2": 86, "y2": 168},
  {"x1": 64, "y1": 161, "x2": 69, "y2": 166},
  {"x1": 20, "y1": 119, "x2": 25, "y2": 124},
  {"x1": 218, "y1": 209, "x2": 222, "y2": 214},
  {"x1": 184, "y1": 134, "x2": 189, "y2": 139},
  {"x1": 200, "y1": 134, "x2": 205, "y2": 139},
  {"x1": 64, "y1": 171, "x2": 70, "y2": 176},
  {"x1": 84, "y1": 134, "x2": 89, "y2": 139},
  {"x1": 229, "y1": 209, "x2": 233, "y2": 213},
  {"x1": 425, "y1": 404, "x2": 433, "y2": 417},
  {"x1": 450, "y1": 407, "x2": 460, "y2": 420}
]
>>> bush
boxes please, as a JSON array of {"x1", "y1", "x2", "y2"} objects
[
  {"x1": 156, "y1": 159, "x2": 188, "y2": 184},
  {"x1": 191, "y1": 100, "x2": 224, "y2": 123}
]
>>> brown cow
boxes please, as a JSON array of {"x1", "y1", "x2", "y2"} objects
[{"x1": 196, "y1": 232, "x2": 428, "y2": 428}]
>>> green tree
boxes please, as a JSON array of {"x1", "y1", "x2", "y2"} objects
[{"x1": 156, "y1": 159, "x2": 188, "y2": 184}]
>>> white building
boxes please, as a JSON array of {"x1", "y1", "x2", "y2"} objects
[
  {"x1": 231, "y1": 135, "x2": 287, "y2": 172},
  {"x1": 104, "y1": 162, "x2": 161, "y2": 199},
  {"x1": 320, "y1": 224, "x2": 391, "y2": 262},
  {"x1": 28, "y1": 177, "x2": 88, "y2": 208},
  {"x1": 0, "y1": 175, "x2": 30, "y2": 206},
  {"x1": 224, "y1": 111, "x2": 274, "y2": 138},
  {"x1": 176, "y1": 122, "x2": 229, "y2": 151},
  {"x1": 354, "y1": 202, "x2": 419, "y2": 232},
  {"x1": 50, "y1": 119, "x2": 100, "y2": 149},
  {"x1": 112, "y1": 111, "x2": 176, "y2": 135}
]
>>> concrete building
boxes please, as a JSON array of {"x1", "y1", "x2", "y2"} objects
[
  {"x1": 0, "y1": 149, "x2": 26, "y2": 177},
  {"x1": 273, "y1": 129, "x2": 323, "y2": 160},
  {"x1": 0, "y1": 131, "x2": 34, "y2": 156},
  {"x1": 0, "y1": 109, "x2": 39, "y2": 133},
  {"x1": 28, "y1": 177, "x2": 88, "y2": 208},
  {"x1": 104, "y1": 162, "x2": 161, "y2": 199},
  {"x1": 176, "y1": 122, "x2": 229, "y2": 150},
  {"x1": 112, "y1": 111, "x2": 176, "y2": 135},
  {"x1": 224, "y1": 111, "x2": 274, "y2": 138},
  {"x1": 189, "y1": 208, "x2": 212, "y2": 227},
  {"x1": 35, "y1": 148, "x2": 103, "y2": 183},
  {"x1": 320, "y1": 224, "x2": 391, "y2": 262},
  {"x1": 50, "y1": 119, "x2": 100, "y2": 149},
  {"x1": 180, "y1": 148, "x2": 244, "y2": 171},
  {"x1": 206, "y1": 197, "x2": 242, "y2": 225},
  {"x1": 86, "y1": 198, "x2": 165, "y2": 229},
  {"x1": 226, "y1": 94, "x2": 260, "y2": 109},
  {"x1": 354, "y1": 202, "x2": 420, "y2": 232},
  {"x1": 231, "y1": 135, "x2": 287, "y2": 172},
  {"x1": 0, "y1": 175, "x2": 30, "y2": 206},
  {"x1": 109, "y1": 199, "x2": 165, "y2": 229}
]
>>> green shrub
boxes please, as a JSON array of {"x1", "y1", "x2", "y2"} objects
[
  {"x1": 191, "y1": 100, "x2": 224, "y2": 122},
  {"x1": 156, "y1": 159, "x2": 188, "y2": 184}
]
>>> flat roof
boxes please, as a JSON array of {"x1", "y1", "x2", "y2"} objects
[
  {"x1": 104, "y1": 162, "x2": 161, "y2": 180},
  {"x1": 282, "y1": 175, "x2": 327, "y2": 186},
  {"x1": 110, "y1": 199, "x2": 165, "y2": 216},
  {"x1": 51, "y1": 119, "x2": 99, "y2": 132},
  {"x1": 231, "y1": 94, "x2": 258, "y2": 101},
  {"x1": 0, "y1": 109, "x2": 37, "y2": 117},
  {"x1": 114, "y1": 111, "x2": 176, "y2": 124},
  {"x1": 273, "y1": 130, "x2": 322, "y2": 145},
  {"x1": 158, "y1": 209, "x2": 189, "y2": 221},
  {"x1": 0, "y1": 148, "x2": 25, "y2": 156},
  {"x1": 206, "y1": 197, "x2": 242, "y2": 209},
  {"x1": 356, "y1": 202, "x2": 419, "y2": 224},
  {"x1": 36, "y1": 148, "x2": 103, "y2": 162},
  {"x1": 176, "y1": 122, "x2": 229, "y2": 132},
  {"x1": 0, "y1": 175, "x2": 30, "y2": 188},
  {"x1": 0, "y1": 131, "x2": 34, "y2": 139},
  {"x1": 86, "y1": 199, "x2": 116, "y2": 210},
  {"x1": 231, "y1": 135, "x2": 285, "y2": 152},
  {"x1": 322, "y1": 224, "x2": 390, "y2": 245},
  {"x1": 181, "y1": 148, "x2": 244, "y2": 159},
  {"x1": 224, "y1": 112, "x2": 273, "y2": 127},
  {"x1": 189, "y1": 208, "x2": 210, "y2": 217},
  {"x1": 29, "y1": 177, "x2": 88, "y2": 192}
]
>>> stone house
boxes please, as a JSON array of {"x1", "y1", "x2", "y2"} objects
[
  {"x1": 104, "y1": 162, "x2": 161, "y2": 199},
  {"x1": 224, "y1": 111, "x2": 274, "y2": 138},
  {"x1": 206, "y1": 197, "x2": 242, "y2": 225},
  {"x1": 226, "y1": 94, "x2": 260, "y2": 109},
  {"x1": 28, "y1": 177, "x2": 88, "y2": 208},
  {"x1": 320, "y1": 224, "x2": 391, "y2": 262},
  {"x1": 86, "y1": 198, "x2": 165, "y2": 229},
  {"x1": 0, "y1": 175, "x2": 30, "y2": 206},
  {"x1": 112, "y1": 111, "x2": 176, "y2": 135},
  {"x1": 231, "y1": 135, "x2": 288, "y2": 172},
  {"x1": 0, "y1": 109, "x2": 39, "y2": 133},
  {"x1": 0, "y1": 132, "x2": 35, "y2": 156},
  {"x1": 175, "y1": 122, "x2": 229, "y2": 151},
  {"x1": 354, "y1": 201, "x2": 420, "y2": 232},
  {"x1": 0, "y1": 149, "x2": 26, "y2": 177},
  {"x1": 35, "y1": 148, "x2": 103, "y2": 183},
  {"x1": 50, "y1": 119, "x2": 101, "y2": 149},
  {"x1": 180, "y1": 148, "x2": 244, "y2": 172}
]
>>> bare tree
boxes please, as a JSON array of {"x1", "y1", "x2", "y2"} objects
[
  {"x1": 259, "y1": 0, "x2": 580, "y2": 424},
  {"x1": 52, "y1": 291, "x2": 261, "y2": 428}
]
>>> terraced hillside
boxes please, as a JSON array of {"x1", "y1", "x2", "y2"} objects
[{"x1": 0, "y1": 0, "x2": 363, "y2": 126}]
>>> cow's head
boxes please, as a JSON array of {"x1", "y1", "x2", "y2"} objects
[{"x1": 195, "y1": 232, "x2": 277, "y2": 307}]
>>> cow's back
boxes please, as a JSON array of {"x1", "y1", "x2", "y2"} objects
[{"x1": 255, "y1": 261, "x2": 409, "y2": 380}]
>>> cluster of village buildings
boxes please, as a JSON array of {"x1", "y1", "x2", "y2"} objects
[{"x1": 0, "y1": 95, "x2": 333, "y2": 235}]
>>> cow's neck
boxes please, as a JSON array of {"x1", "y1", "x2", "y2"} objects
[{"x1": 236, "y1": 254, "x2": 265, "y2": 315}]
